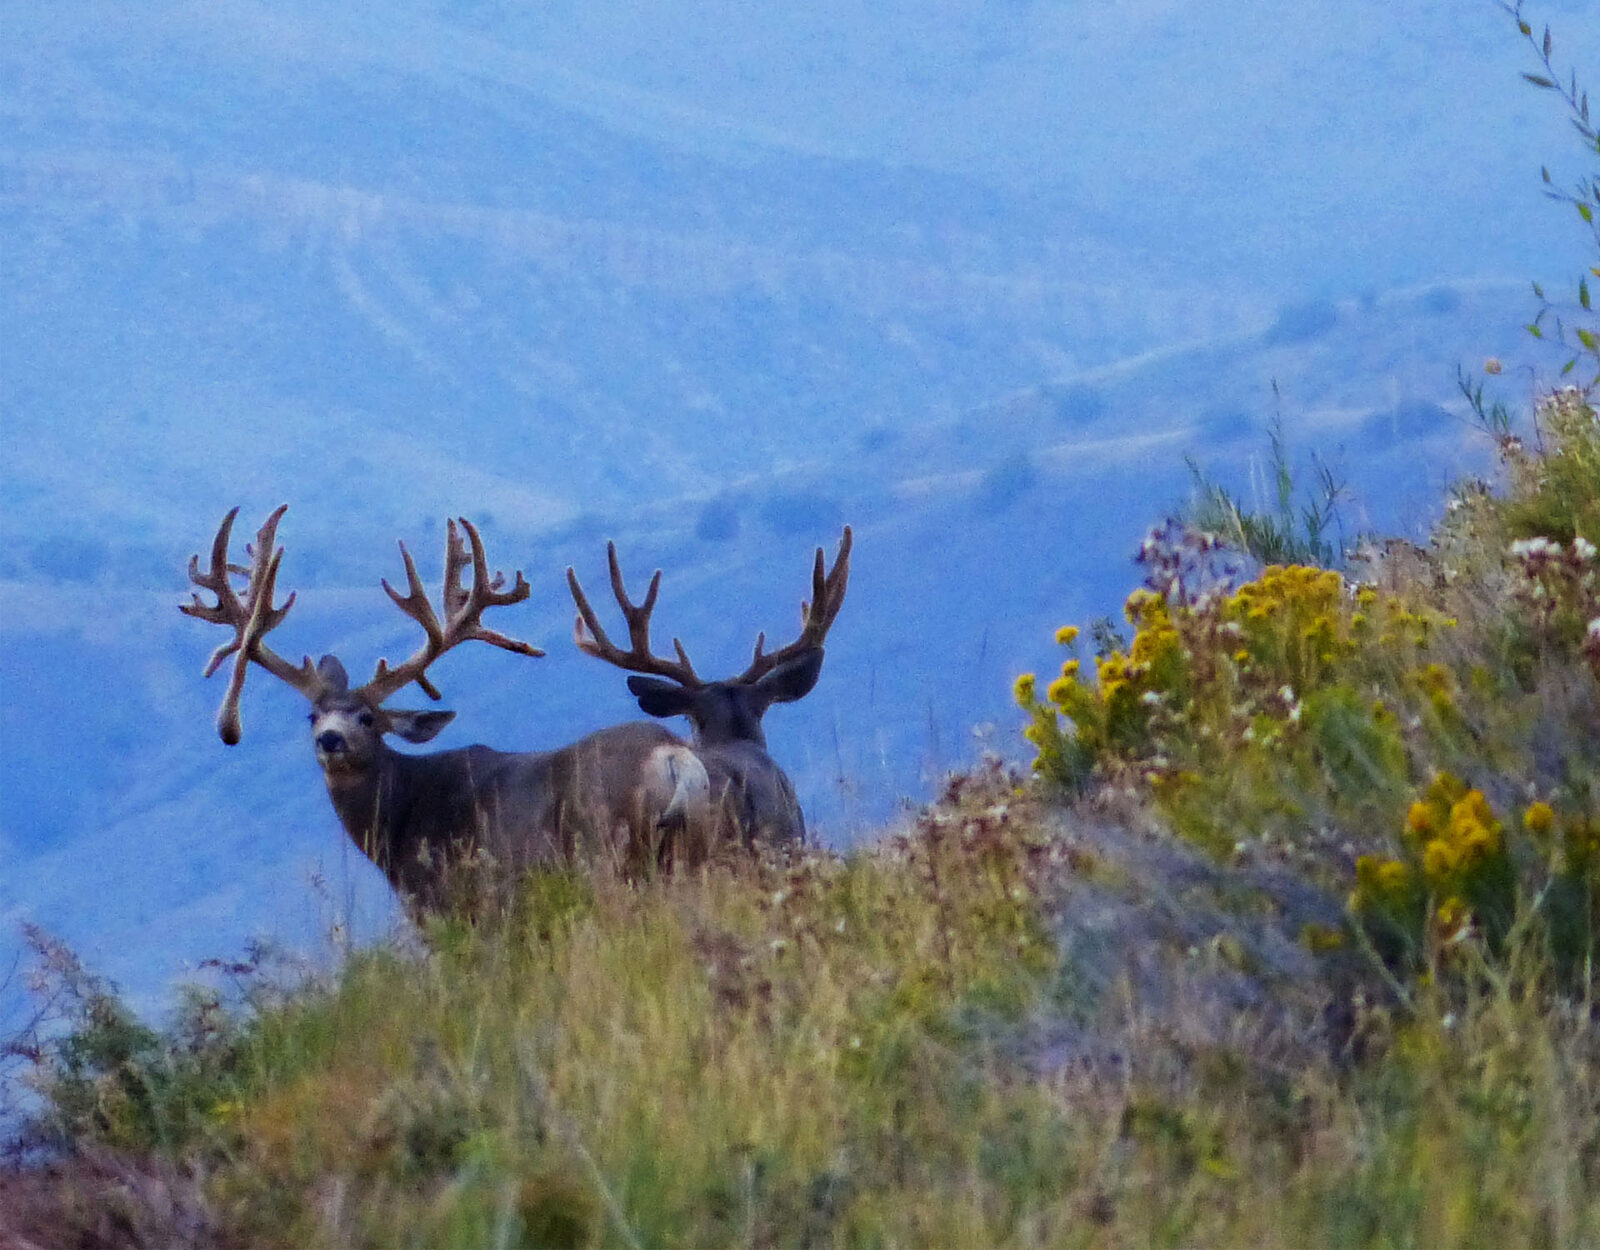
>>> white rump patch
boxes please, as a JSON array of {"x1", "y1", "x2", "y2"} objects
[{"x1": 646, "y1": 743, "x2": 710, "y2": 823}]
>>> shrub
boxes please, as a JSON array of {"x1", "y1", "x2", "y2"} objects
[{"x1": 1017, "y1": 388, "x2": 1600, "y2": 989}]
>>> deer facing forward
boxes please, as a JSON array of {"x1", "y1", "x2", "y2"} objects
[{"x1": 182, "y1": 506, "x2": 707, "y2": 910}]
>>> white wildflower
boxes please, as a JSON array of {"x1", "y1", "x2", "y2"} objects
[{"x1": 1511, "y1": 536, "x2": 1559, "y2": 561}]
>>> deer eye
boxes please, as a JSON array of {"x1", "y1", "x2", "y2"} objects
[{"x1": 358, "y1": 711, "x2": 375, "y2": 728}]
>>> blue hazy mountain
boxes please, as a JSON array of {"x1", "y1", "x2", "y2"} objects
[{"x1": 2, "y1": 0, "x2": 1595, "y2": 1024}]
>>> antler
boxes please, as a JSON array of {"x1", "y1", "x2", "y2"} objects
[
  {"x1": 355, "y1": 517, "x2": 545, "y2": 706},
  {"x1": 736, "y1": 526, "x2": 852, "y2": 684},
  {"x1": 566, "y1": 543, "x2": 703, "y2": 686},
  {"x1": 181, "y1": 505, "x2": 325, "y2": 744}
]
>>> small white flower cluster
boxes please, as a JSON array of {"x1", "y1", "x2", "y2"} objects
[
  {"x1": 1511, "y1": 535, "x2": 1600, "y2": 656},
  {"x1": 1509, "y1": 535, "x2": 1562, "y2": 562},
  {"x1": 1509, "y1": 534, "x2": 1597, "y2": 571}
]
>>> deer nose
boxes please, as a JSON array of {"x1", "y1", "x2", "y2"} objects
[{"x1": 316, "y1": 730, "x2": 347, "y2": 754}]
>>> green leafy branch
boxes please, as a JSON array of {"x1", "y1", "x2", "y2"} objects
[{"x1": 1501, "y1": 1, "x2": 1600, "y2": 385}]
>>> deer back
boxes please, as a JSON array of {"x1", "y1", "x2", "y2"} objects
[
  {"x1": 567, "y1": 530, "x2": 850, "y2": 850},
  {"x1": 336, "y1": 720, "x2": 705, "y2": 908}
]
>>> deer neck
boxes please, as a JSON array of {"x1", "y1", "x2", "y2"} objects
[{"x1": 320, "y1": 742, "x2": 415, "y2": 870}]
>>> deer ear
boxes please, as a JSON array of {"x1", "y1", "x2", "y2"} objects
[
  {"x1": 753, "y1": 648, "x2": 824, "y2": 706},
  {"x1": 316, "y1": 655, "x2": 350, "y2": 692},
  {"x1": 627, "y1": 675, "x2": 696, "y2": 720},
  {"x1": 387, "y1": 709, "x2": 455, "y2": 743}
]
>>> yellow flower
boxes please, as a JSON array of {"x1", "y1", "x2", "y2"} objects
[
  {"x1": 1013, "y1": 673, "x2": 1037, "y2": 704},
  {"x1": 1046, "y1": 676, "x2": 1076, "y2": 704},
  {"x1": 1124, "y1": 588, "x2": 1162, "y2": 623},
  {"x1": 1405, "y1": 801, "x2": 1436, "y2": 839},
  {"x1": 1423, "y1": 838, "x2": 1461, "y2": 881},
  {"x1": 1233, "y1": 649, "x2": 1250, "y2": 663},
  {"x1": 1523, "y1": 801, "x2": 1555, "y2": 838},
  {"x1": 1450, "y1": 791, "x2": 1497, "y2": 837},
  {"x1": 1060, "y1": 658, "x2": 1081, "y2": 678},
  {"x1": 1436, "y1": 897, "x2": 1470, "y2": 933},
  {"x1": 1461, "y1": 825, "x2": 1497, "y2": 859},
  {"x1": 1055, "y1": 625, "x2": 1080, "y2": 646},
  {"x1": 1376, "y1": 860, "x2": 1410, "y2": 893}
]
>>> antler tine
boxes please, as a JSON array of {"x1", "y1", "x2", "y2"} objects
[
  {"x1": 456, "y1": 518, "x2": 530, "y2": 612},
  {"x1": 566, "y1": 542, "x2": 702, "y2": 686},
  {"x1": 449, "y1": 517, "x2": 539, "y2": 656},
  {"x1": 180, "y1": 505, "x2": 324, "y2": 744},
  {"x1": 358, "y1": 516, "x2": 543, "y2": 706},
  {"x1": 738, "y1": 525, "x2": 853, "y2": 684},
  {"x1": 375, "y1": 537, "x2": 449, "y2": 701},
  {"x1": 442, "y1": 518, "x2": 473, "y2": 620}
]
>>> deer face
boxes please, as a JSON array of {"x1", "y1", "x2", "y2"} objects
[
  {"x1": 308, "y1": 655, "x2": 454, "y2": 779},
  {"x1": 625, "y1": 649, "x2": 823, "y2": 748}
]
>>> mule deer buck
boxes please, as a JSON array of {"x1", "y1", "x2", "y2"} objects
[
  {"x1": 566, "y1": 527, "x2": 851, "y2": 848},
  {"x1": 182, "y1": 506, "x2": 708, "y2": 910}
]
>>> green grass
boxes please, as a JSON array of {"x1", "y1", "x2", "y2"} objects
[
  {"x1": 12, "y1": 385, "x2": 1600, "y2": 1246},
  {"x1": 13, "y1": 81, "x2": 1600, "y2": 1237},
  {"x1": 11, "y1": 753, "x2": 1600, "y2": 1247}
]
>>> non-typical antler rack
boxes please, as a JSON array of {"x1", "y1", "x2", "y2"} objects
[{"x1": 182, "y1": 506, "x2": 542, "y2": 742}]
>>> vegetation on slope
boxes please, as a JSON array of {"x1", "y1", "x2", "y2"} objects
[
  {"x1": 4, "y1": 4, "x2": 1600, "y2": 1248},
  {"x1": 7, "y1": 388, "x2": 1599, "y2": 1245}
]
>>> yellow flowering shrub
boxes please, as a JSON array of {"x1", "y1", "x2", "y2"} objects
[
  {"x1": 1016, "y1": 560, "x2": 1442, "y2": 851},
  {"x1": 1347, "y1": 774, "x2": 1597, "y2": 982},
  {"x1": 1351, "y1": 775, "x2": 1516, "y2": 963},
  {"x1": 1017, "y1": 388, "x2": 1600, "y2": 989}
]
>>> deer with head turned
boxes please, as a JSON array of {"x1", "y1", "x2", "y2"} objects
[
  {"x1": 182, "y1": 506, "x2": 708, "y2": 911},
  {"x1": 566, "y1": 528, "x2": 851, "y2": 848}
]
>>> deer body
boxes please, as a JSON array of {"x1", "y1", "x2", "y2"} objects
[
  {"x1": 568, "y1": 534, "x2": 850, "y2": 849},
  {"x1": 694, "y1": 739, "x2": 804, "y2": 847},
  {"x1": 182, "y1": 507, "x2": 709, "y2": 912},
  {"x1": 320, "y1": 720, "x2": 701, "y2": 909}
]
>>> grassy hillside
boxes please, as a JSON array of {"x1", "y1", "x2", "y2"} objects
[
  {"x1": 4, "y1": 8, "x2": 1599, "y2": 1245},
  {"x1": 4, "y1": 379, "x2": 1598, "y2": 1248}
]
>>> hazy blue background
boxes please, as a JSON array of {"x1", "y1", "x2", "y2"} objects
[{"x1": 3, "y1": 0, "x2": 1596, "y2": 1026}]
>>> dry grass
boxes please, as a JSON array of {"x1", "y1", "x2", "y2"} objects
[
  {"x1": 7, "y1": 756, "x2": 1598, "y2": 1248},
  {"x1": 8, "y1": 394, "x2": 1600, "y2": 1248}
]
